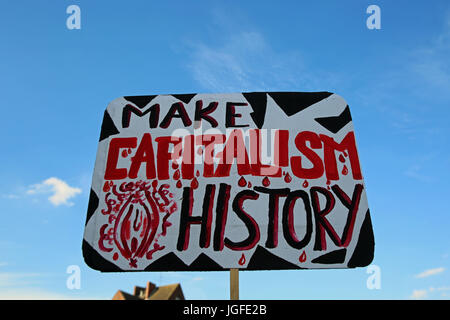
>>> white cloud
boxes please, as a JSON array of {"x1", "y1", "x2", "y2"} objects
[
  {"x1": 410, "y1": 289, "x2": 428, "y2": 300},
  {"x1": 1, "y1": 194, "x2": 19, "y2": 199},
  {"x1": 415, "y1": 267, "x2": 445, "y2": 279},
  {"x1": 27, "y1": 177, "x2": 81, "y2": 207}
]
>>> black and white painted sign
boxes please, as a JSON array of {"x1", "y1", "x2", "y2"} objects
[{"x1": 83, "y1": 92, "x2": 374, "y2": 272}]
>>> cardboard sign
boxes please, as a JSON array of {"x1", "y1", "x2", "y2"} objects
[{"x1": 82, "y1": 92, "x2": 374, "y2": 272}]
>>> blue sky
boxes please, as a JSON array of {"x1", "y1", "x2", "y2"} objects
[{"x1": 0, "y1": 0, "x2": 449, "y2": 299}]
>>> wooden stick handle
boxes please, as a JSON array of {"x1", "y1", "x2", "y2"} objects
[{"x1": 230, "y1": 268, "x2": 239, "y2": 300}]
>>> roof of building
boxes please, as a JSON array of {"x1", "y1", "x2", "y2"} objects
[
  {"x1": 148, "y1": 283, "x2": 183, "y2": 300},
  {"x1": 112, "y1": 282, "x2": 185, "y2": 300},
  {"x1": 112, "y1": 290, "x2": 142, "y2": 300}
]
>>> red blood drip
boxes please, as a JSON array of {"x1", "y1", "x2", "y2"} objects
[
  {"x1": 343, "y1": 151, "x2": 348, "y2": 157},
  {"x1": 262, "y1": 176, "x2": 270, "y2": 187},
  {"x1": 173, "y1": 169, "x2": 180, "y2": 180},
  {"x1": 113, "y1": 252, "x2": 119, "y2": 261},
  {"x1": 299, "y1": 251, "x2": 307, "y2": 263},
  {"x1": 121, "y1": 150, "x2": 128, "y2": 158},
  {"x1": 152, "y1": 180, "x2": 158, "y2": 189},
  {"x1": 326, "y1": 179, "x2": 331, "y2": 185},
  {"x1": 247, "y1": 181, "x2": 252, "y2": 188},
  {"x1": 196, "y1": 170, "x2": 200, "y2": 177},
  {"x1": 342, "y1": 165, "x2": 348, "y2": 175},
  {"x1": 327, "y1": 185, "x2": 331, "y2": 190},
  {"x1": 284, "y1": 173, "x2": 292, "y2": 183},
  {"x1": 238, "y1": 253, "x2": 246, "y2": 266},
  {"x1": 176, "y1": 180, "x2": 182, "y2": 188},
  {"x1": 127, "y1": 148, "x2": 132, "y2": 154},
  {"x1": 169, "y1": 193, "x2": 174, "y2": 198},
  {"x1": 302, "y1": 180, "x2": 309, "y2": 188},
  {"x1": 103, "y1": 181, "x2": 110, "y2": 192},
  {"x1": 172, "y1": 161, "x2": 179, "y2": 170},
  {"x1": 191, "y1": 177, "x2": 199, "y2": 189},
  {"x1": 109, "y1": 181, "x2": 114, "y2": 186},
  {"x1": 238, "y1": 176, "x2": 247, "y2": 187},
  {"x1": 339, "y1": 154, "x2": 345, "y2": 163}
]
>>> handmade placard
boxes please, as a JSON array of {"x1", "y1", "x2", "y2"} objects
[{"x1": 83, "y1": 92, "x2": 374, "y2": 272}]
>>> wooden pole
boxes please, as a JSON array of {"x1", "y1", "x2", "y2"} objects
[{"x1": 230, "y1": 268, "x2": 239, "y2": 300}]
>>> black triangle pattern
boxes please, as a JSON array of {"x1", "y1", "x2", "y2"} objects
[
  {"x1": 311, "y1": 248, "x2": 347, "y2": 264},
  {"x1": 315, "y1": 105, "x2": 352, "y2": 133},
  {"x1": 82, "y1": 240, "x2": 123, "y2": 272},
  {"x1": 243, "y1": 92, "x2": 267, "y2": 129},
  {"x1": 99, "y1": 110, "x2": 120, "y2": 141},
  {"x1": 189, "y1": 253, "x2": 225, "y2": 271},
  {"x1": 124, "y1": 95, "x2": 157, "y2": 109},
  {"x1": 268, "y1": 92, "x2": 333, "y2": 117},
  {"x1": 144, "y1": 252, "x2": 188, "y2": 271},
  {"x1": 246, "y1": 245, "x2": 304, "y2": 270},
  {"x1": 84, "y1": 189, "x2": 98, "y2": 226},
  {"x1": 172, "y1": 94, "x2": 196, "y2": 104},
  {"x1": 347, "y1": 210, "x2": 375, "y2": 268}
]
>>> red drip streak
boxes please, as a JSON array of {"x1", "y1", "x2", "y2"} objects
[
  {"x1": 342, "y1": 165, "x2": 348, "y2": 175},
  {"x1": 238, "y1": 253, "x2": 246, "y2": 265},
  {"x1": 284, "y1": 173, "x2": 292, "y2": 183},
  {"x1": 191, "y1": 177, "x2": 199, "y2": 189},
  {"x1": 299, "y1": 251, "x2": 307, "y2": 263}
]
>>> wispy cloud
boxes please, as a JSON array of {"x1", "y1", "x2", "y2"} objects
[
  {"x1": 187, "y1": 31, "x2": 305, "y2": 92},
  {"x1": 0, "y1": 287, "x2": 106, "y2": 300},
  {"x1": 27, "y1": 177, "x2": 81, "y2": 207},
  {"x1": 191, "y1": 277, "x2": 204, "y2": 282},
  {"x1": 0, "y1": 272, "x2": 44, "y2": 287},
  {"x1": 404, "y1": 164, "x2": 433, "y2": 183},
  {"x1": 1, "y1": 194, "x2": 19, "y2": 200},
  {"x1": 410, "y1": 286, "x2": 450, "y2": 300},
  {"x1": 410, "y1": 289, "x2": 428, "y2": 300},
  {"x1": 184, "y1": 11, "x2": 336, "y2": 93},
  {"x1": 410, "y1": 11, "x2": 450, "y2": 94},
  {"x1": 0, "y1": 272, "x2": 106, "y2": 300},
  {"x1": 415, "y1": 267, "x2": 445, "y2": 279},
  {"x1": 429, "y1": 286, "x2": 450, "y2": 293},
  {"x1": 0, "y1": 288, "x2": 72, "y2": 300}
]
